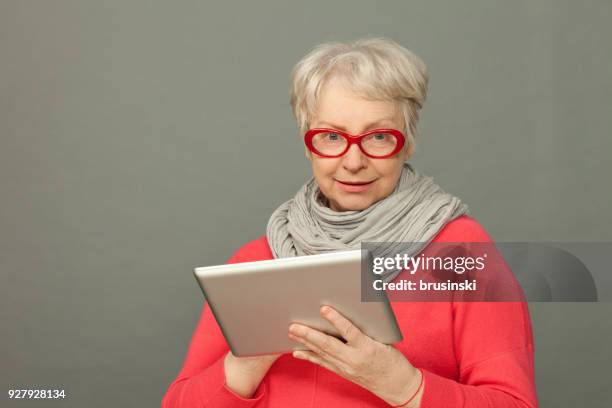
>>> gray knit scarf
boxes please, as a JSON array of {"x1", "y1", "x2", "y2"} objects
[{"x1": 266, "y1": 162, "x2": 469, "y2": 282}]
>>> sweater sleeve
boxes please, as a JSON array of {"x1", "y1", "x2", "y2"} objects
[
  {"x1": 419, "y1": 217, "x2": 538, "y2": 407},
  {"x1": 161, "y1": 251, "x2": 268, "y2": 408},
  {"x1": 419, "y1": 302, "x2": 538, "y2": 407}
]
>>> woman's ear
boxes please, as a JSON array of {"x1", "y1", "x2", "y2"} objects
[
  {"x1": 402, "y1": 144, "x2": 414, "y2": 160},
  {"x1": 304, "y1": 146, "x2": 313, "y2": 161}
]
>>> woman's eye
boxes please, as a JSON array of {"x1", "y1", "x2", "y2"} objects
[
  {"x1": 327, "y1": 133, "x2": 340, "y2": 141},
  {"x1": 373, "y1": 133, "x2": 388, "y2": 141}
]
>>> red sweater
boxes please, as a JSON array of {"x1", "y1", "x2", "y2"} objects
[{"x1": 162, "y1": 215, "x2": 538, "y2": 407}]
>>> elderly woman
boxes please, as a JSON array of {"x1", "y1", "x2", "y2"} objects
[{"x1": 162, "y1": 38, "x2": 537, "y2": 407}]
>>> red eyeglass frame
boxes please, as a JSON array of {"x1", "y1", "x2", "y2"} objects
[{"x1": 304, "y1": 128, "x2": 406, "y2": 159}]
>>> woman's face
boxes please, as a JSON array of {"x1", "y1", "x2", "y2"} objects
[{"x1": 306, "y1": 77, "x2": 413, "y2": 212}]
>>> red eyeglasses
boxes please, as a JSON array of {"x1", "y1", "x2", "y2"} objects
[{"x1": 304, "y1": 128, "x2": 406, "y2": 159}]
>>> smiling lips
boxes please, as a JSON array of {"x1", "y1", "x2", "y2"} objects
[{"x1": 335, "y1": 179, "x2": 376, "y2": 193}]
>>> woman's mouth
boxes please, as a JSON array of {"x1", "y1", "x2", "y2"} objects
[{"x1": 335, "y1": 179, "x2": 376, "y2": 193}]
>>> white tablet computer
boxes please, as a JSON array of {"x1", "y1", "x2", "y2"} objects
[{"x1": 193, "y1": 249, "x2": 403, "y2": 357}]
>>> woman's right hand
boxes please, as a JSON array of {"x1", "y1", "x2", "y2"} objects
[{"x1": 224, "y1": 350, "x2": 282, "y2": 398}]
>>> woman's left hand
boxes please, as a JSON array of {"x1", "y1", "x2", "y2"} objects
[{"x1": 288, "y1": 305, "x2": 423, "y2": 407}]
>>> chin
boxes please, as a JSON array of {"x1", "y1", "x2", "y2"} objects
[{"x1": 332, "y1": 197, "x2": 374, "y2": 212}]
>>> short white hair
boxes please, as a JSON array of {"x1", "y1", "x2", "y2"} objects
[{"x1": 289, "y1": 37, "x2": 429, "y2": 149}]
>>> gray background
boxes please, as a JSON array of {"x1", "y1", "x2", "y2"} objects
[{"x1": 1, "y1": 0, "x2": 611, "y2": 407}]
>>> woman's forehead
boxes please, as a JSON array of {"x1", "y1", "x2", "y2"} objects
[
  {"x1": 312, "y1": 105, "x2": 401, "y2": 132},
  {"x1": 313, "y1": 78, "x2": 400, "y2": 127}
]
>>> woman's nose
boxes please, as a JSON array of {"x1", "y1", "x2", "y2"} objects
[{"x1": 342, "y1": 144, "x2": 367, "y2": 171}]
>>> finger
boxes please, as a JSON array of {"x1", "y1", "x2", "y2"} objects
[
  {"x1": 293, "y1": 350, "x2": 338, "y2": 374},
  {"x1": 288, "y1": 329, "x2": 347, "y2": 367},
  {"x1": 320, "y1": 305, "x2": 366, "y2": 346}
]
